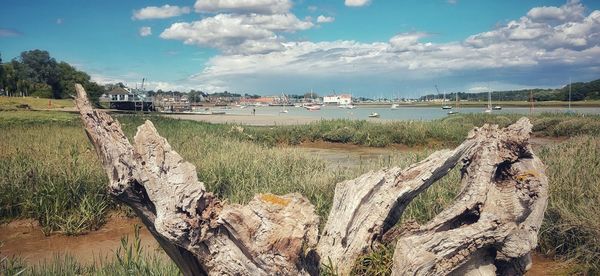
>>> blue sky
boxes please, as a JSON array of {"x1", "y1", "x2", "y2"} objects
[{"x1": 1, "y1": 0, "x2": 599, "y2": 97}]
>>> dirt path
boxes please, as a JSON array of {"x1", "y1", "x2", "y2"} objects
[{"x1": 0, "y1": 216, "x2": 162, "y2": 265}]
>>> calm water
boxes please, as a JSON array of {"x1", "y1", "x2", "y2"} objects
[{"x1": 220, "y1": 105, "x2": 600, "y2": 121}]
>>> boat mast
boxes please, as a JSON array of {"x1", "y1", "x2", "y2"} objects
[
  {"x1": 569, "y1": 77, "x2": 572, "y2": 111},
  {"x1": 488, "y1": 86, "x2": 492, "y2": 110},
  {"x1": 529, "y1": 90, "x2": 534, "y2": 115},
  {"x1": 435, "y1": 85, "x2": 441, "y2": 106}
]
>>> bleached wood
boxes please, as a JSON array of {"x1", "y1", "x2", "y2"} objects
[
  {"x1": 392, "y1": 119, "x2": 548, "y2": 275},
  {"x1": 75, "y1": 84, "x2": 319, "y2": 275}
]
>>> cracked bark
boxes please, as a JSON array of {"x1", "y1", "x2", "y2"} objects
[{"x1": 75, "y1": 84, "x2": 547, "y2": 275}]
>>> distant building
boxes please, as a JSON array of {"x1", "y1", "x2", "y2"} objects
[
  {"x1": 101, "y1": 87, "x2": 154, "y2": 111},
  {"x1": 153, "y1": 94, "x2": 190, "y2": 112},
  {"x1": 323, "y1": 94, "x2": 352, "y2": 105},
  {"x1": 240, "y1": 95, "x2": 290, "y2": 105},
  {"x1": 106, "y1": 87, "x2": 134, "y2": 102}
]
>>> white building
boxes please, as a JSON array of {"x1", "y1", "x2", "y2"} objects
[{"x1": 323, "y1": 94, "x2": 352, "y2": 105}]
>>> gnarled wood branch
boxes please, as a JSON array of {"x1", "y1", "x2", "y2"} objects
[{"x1": 75, "y1": 84, "x2": 547, "y2": 275}]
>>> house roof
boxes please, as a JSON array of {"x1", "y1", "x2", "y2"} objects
[{"x1": 107, "y1": 87, "x2": 131, "y2": 95}]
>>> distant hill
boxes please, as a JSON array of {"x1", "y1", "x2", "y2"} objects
[{"x1": 420, "y1": 78, "x2": 600, "y2": 102}]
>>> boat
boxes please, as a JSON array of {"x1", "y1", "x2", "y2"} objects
[
  {"x1": 391, "y1": 103, "x2": 399, "y2": 109},
  {"x1": 566, "y1": 77, "x2": 576, "y2": 114},
  {"x1": 368, "y1": 112, "x2": 380, "y2": 118},
  {"x1": 492, "y1": 106, "x2": 502, "y2": 110},
  {"x1": 304, "y1": 105, "x2": 321, "y2": 111},
  {"x1": 485, "y1": 87, "x2": 492, "y2": 113},
  {"x1": 339, "y1": 104, "x2": 355, "y2": 109},
  {"x1": 448, "y1": 94, "x2": 460, "y2": 115},
  {"x1": 436, "y1": 85, "x2": 453, "y2": 110},
  {"x1": 279, "y1": 109, "x2": 289, "y2": 113}
]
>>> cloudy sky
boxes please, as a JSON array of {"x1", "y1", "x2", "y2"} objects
[{"x1": 1, "y1": 0, "x2": 599, "y2": 97}]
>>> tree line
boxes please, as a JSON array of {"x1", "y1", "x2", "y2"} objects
[
  {"x1": 0, "y1": 50, "x2": 104, "y2": 105},
  {"x1": 419, "y1": 79, "x2": 600, "y2": 102}
]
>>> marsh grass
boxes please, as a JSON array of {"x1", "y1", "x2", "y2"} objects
[
  {"x1": 0, "y1": 120, "x2": 109, "y2": 235},
  {"x1": 238, "y1": 113, "x2": 600, "y2": 147},
  {"x1": 538, "y1": 136, "x2": 600, "y2": 274}
]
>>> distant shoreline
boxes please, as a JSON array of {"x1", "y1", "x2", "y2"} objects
[{"x1": 354, "y1": 100, "x2": 600, "y2": 108}]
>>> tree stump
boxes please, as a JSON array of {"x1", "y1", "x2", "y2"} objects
[{"x1": 74, "y1": 84, "x2": 547, "y2": 275}]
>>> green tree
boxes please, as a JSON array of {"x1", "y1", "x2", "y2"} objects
[
  {"x1": 0, "y1": 52, "x2": 4, "y2": 94},
  {"x1": 57, "y1": 62, "x2": 90, "y2": 97},
  {"x1": 17, "y1": 50, "x2": 60, "y2": 97},
  {"x1": 1, "y1": 63, "x2": 17, "y2": 96}
]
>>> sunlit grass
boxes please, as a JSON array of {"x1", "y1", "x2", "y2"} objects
[
  {"x1": 0, "y1": 96, "x2": 74, "y2": 110},
  {"x1": 538, "y1": 136, "x2": 600, "y2": 274}
]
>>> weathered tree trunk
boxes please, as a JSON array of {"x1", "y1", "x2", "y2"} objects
[{"x1": 74, "y1": 84, "x2": 547, "y2": 275}]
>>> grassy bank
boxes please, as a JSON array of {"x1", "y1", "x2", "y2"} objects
[
  {"x1": 537, "y1": 136, "x2": 600, "y2": 273},
  {"x1": 0, "y1": 96, "x2": 74, "y2": 111},
  {"x1": 240, "y1": 113, "x2": 600, "y2": 147}
]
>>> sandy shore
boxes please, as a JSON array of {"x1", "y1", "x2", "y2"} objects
[{"x1": 164, "y1": 113, "x2": 323, "y2": 126}]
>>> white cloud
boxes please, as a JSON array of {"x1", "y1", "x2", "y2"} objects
[
  {"x1": 447, "y1": 0, "x2": 457, "y2": 4},
  {"x1": 527, "y1": 0, "x2": 584, "y2": 24},
  {"x1": 133, "y1": 5, "x2": 191, "y2": 20},
  {"x1": 389, "y1": 32, "x2": 431, "y2": 52},
  {"x1": 345, "y1": 0, "x2": 371, "y2": 7},
  {"x1": 160, "y1": 13, "x2": 313, "y2": 54},
  {"x1": 56, "y1": 18, "x2": 63, "y2": 25},
  {"x1": 317, "y1": 15, "x2": 335, "y2": 23},
  {"x1": 181, "y1": 1, "x2": 600, "y2": 93},
  {"x1": 468, "y1": 86, "x2": 490, "y2": 92},
  {"x1": 465, "y1": 0, "x2": 599, "y2": 51},
  {"x1": 194, "y1": 0, "x2": 292, "y2": 14},
  {"x1": 139, "y1": 26, "x2": 152, "y2": 37},
  {"x1": 146, "y1": 0, "x2": 600, "y2": 93}
]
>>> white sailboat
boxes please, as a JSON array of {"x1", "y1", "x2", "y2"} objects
[
  {"x1": 436, "y1": 85, "x2": 452, "y2": 109},
  {"x1": 485, "y1": 88, "x2": 492, "y2": 113},
  {"x1": 566, "y1": 77, "x2": 576, "y2": 114},
  {"x1": 448, "y1": 94, "x2": 460, "y2": 115},
  {"x1": 492, "y1": 89, "x2": 502, "y2": 110}
]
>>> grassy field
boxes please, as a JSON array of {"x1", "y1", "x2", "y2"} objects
[
  {"x1": 1, "y1": 110, "x2": 599, "y2": 274},
  {"x1": 0, "y1": 96, "x2": 74, "y2": 111}
]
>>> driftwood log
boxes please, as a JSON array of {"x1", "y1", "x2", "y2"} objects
[{"x1": 75, "y1": 84, "x2": 548, "y2": 275}]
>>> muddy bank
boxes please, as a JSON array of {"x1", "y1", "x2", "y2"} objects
[{"x1": 0, "y1": 216, "x2": 162, "y2": 265}]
